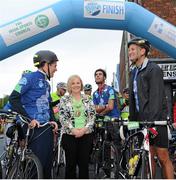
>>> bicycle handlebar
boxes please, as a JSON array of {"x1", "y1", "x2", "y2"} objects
[
  {"x1": 0, "y1": 109, "x2": 53, "y2": 128},
  {"x1": 111, "y1": 118, "x2": 168, "y2": 126},
  {"x1": 38, "y1": 122, "x2": 51, "y2": 128}
]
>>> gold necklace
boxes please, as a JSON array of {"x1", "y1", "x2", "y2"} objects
[{"x1": 73, "y1": 98, "x2": 82, "y2": 117}]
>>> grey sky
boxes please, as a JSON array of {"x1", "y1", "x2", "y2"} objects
[{"x1": 0, "y1": 0, "x2": 123, "y2": 97}]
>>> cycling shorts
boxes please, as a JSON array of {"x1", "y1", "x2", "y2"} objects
[{"x1": 150, "y1": 125, "x2": 169, "y2": 148}]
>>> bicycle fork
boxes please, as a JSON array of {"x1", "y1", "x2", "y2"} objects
[{"x1": 143, "y1": 128, "x2": 153, "y2": 178}]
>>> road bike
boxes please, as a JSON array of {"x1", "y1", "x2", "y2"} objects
[
  {"x1": 91, "y1": 116, "x2": 119, "y2": 179},
  {"x1": 0, "y1": 109, "x2": 46, "y2": 179},
  {"x1": 115, "y1": 119, "x2": 168, "y2": 179},
  {"x1": 51, "y1": 128, "x2": 65, "y2": 178}
]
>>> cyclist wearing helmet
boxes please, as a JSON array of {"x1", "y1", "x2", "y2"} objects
[
  {"x1": 119, "y1": 88, "x2": 129, "y2": 120},
  {"x1": 128, "y1": 37, "x2": 174, "y2": 178},
  {"x1": 84, "y1": 83, "x2": 92, "y2": 97},
  {"x1": 9, "y1": 50, "x2": 59, "y2": 178},
  {"x1": 51, "y1": 82, "x2": 67, "y2": 120},
  {"x1": 51, "y1": 82, "x2": 67, "y2": 106}
]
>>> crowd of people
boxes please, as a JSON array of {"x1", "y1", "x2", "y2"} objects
[{"x1": 0, "y1": 37, "x2": 175, "y2": 179}]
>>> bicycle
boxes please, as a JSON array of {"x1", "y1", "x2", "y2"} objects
[
  {"x1": 0, "y1": 117, "x2": 17, "y2": 179},
  {"x1": 51, "y1": 128, "x2": 65, "y2": 178},
  {"x1": 91, "y1": 116, "x2": 119, "y2": 179},
  {"x1": 115, "y1": 119, "x2": 168, "y2": 179},
  {"x1": 0, "y1": 109, "x2": 44, "y2": 179}
]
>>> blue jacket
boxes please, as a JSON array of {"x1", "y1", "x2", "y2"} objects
[{"x1": 9, "y1": 70, "x2": 53, "y2": 123}]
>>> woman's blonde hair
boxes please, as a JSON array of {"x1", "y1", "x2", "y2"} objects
[{"x1": 67, "y1": 75, "x2": 83, "y2": 94}]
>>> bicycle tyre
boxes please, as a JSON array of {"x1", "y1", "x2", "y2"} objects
[
  {"x1": 141, "y1": 151, "x2": 152, "y2": 179},
  {"x1": 92, "y1": 147, "x2": 101, "y2": 178},
  {"x1": 0, "y1": 150, "x2": 17, "y2": 179},
  {"x1": 0, "y1": 160, "x2": 2, "y2": 179},
  {"x1": 51, "y1": 145, "x2": 65, "y2": 178},
  {"x1": 7, "y1": 152, "x2": 43, "y2": 179},
  {"x1": 102, "y1": 141, "x2": 119, "y2": 179},
  {"x1": 51, "y1": 147, "x2": 59, "y2": 178}
]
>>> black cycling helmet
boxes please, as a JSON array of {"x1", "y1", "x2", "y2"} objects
[
  {"x1": 33, "y1": 50, "x2": 58, "y2": 67},
  {"x1": 57, "y1": 82, "x2": 67, "y2": 90},
  {"x1": 94, "y1": 68, "x2": 107, "y2": 79},
  {"x1": 123, "y1": 88, "x2": 129, "y2": 94},
  {"x1": 128, "y1": 38, "x2": 151, "y2": 55},
  {"x1": 84, "y1": 84, "x2": 92, "y2": 91}
]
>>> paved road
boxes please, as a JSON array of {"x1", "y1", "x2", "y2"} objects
[{"x1": 0, "y1": 135, "x2": 4, "y2": 154}]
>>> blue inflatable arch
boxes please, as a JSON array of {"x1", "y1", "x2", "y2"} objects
[{"x1": 0, "y1": 0, "x2": 176, "y2": 60}]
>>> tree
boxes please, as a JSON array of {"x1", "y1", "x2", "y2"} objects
[{"x1": 0, "y1": 95, "x2": 9, "y2": 109}]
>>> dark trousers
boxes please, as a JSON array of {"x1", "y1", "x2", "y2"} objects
[
  {"x1": 62, "y1": 133, "x2": 93, "y2": 179},
  {"x1": 28, "y1": 125, "x2": 54, "y2": 179}
]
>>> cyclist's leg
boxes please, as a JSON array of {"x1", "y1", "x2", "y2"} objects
[
  {"x1": 153, "y1": 125, "x2": 174, "y2": 179},
  {"x1": 156, "y1": 147, "x2": 174, "y2": 179}
]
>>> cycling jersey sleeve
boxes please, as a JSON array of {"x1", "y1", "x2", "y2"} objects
[
  {"x1": 109, "y1": 88, "x2": 115, "y2": 100},
  {"x1": 51, "y1": 99, "x2": 60, "y2": 107},
  {"x1": 9, "y1": 90, "x2": 31, "y2": 119},
  {"x1": 9, "y1": 74, "x2": 32, "y2": 120}
]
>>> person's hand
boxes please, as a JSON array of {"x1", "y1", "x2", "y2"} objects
[
  {"x1": 49, "y1": 121, "x2": 58, "y2": 133},
  {"x1": 74, "y1": 127, "x2": 88, "y2": 138},
  {"x1": 71, "y1": 128, "x2": 80, "y2": 136},
  {"x1": 29, "y1": 119, "x2": 40, "y2": 128},
  {"x1": 53, "y1": 106, "x2": 59, "y2": 113},
  {"x1": 0, "y1": 118, "x2": 5, "y2": 125}
]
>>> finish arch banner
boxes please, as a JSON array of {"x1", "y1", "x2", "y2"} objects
[{"x1": 0, "y1": 0, "x2": 176, "y2": 60}]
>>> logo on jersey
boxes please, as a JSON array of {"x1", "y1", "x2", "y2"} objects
[
  {"x1": 19, "y1": 77, "x2": 27, "y2": 85},
  {"x1": 38, "y1": 80, "x2": 44, "y2": 88}
]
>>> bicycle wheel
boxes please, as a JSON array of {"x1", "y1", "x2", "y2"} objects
[
  {"x1": 141, "y1": 151, "x2": 152, "y2": 179},
  {"x1": 51, "y1": 146, "x2": 59, "y2": 179},
  {"x1": 7, "y1": 152, "x2": 43, "y2": 179},
  {"x1": 51, "y1": 145, "x2": 65, "y2": 178},
  {"x1": 0, "y1": 161, "x2": 2, "y2": 179},
  {"x1": 0, "y1": 150, "x2": 17, "y2": 179},
  {"x1": 102, "y1": 141, "x2": 119, "y2": 179},
  {"x1": 0, "y1": 152, "x2": 6, "y2": 179},
  {"x1": 91, "y1": 145, "x2": 102, "y2": 178}
]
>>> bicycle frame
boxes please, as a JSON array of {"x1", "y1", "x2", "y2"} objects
[
  {"x1": 92, "y1": 117, "x2": 119, "y2": 178},
  {"x1": 117, "y1": 119, "x2": 168, "y2": 179},
  {"x1": 0, "y1": 109, "x2": 52, "y2": 179},
  {"x1": 143, "y1": 127, "x2": 153, "y2": 177},
  {"x1": 130, "y1": 127, "x2": 153, "y2": 178},
  {"x1": 57, "y1": 128, "x2": 65, "y2": 165}
]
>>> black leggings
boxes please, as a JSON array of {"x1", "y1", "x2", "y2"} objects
[{"x1": 62, "y1": 133, "x2": 93, "y2": 179}]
